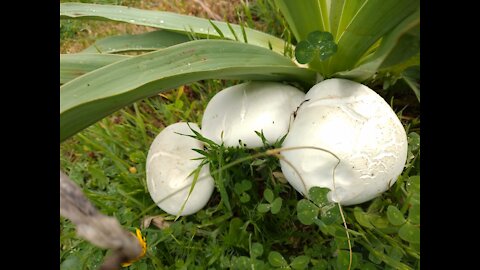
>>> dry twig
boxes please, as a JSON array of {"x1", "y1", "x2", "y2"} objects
[{"x1": 60, "y1": 171, "x2": 142, "y2": 270}]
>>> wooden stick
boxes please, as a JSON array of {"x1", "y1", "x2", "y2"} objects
[{"x1": 60, "y1": 171, "x2": 142, "y2": 270}]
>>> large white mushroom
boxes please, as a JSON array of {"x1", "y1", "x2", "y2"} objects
[
  {"x1": 146, "y1": 122, "x2": 214, "y2": 216},
  {"x1": 201, "y1": 81, "x2": 305, "y2": 148},
  {"x1": 280, "y1": 78, "x2": 408, "y2": 205}
]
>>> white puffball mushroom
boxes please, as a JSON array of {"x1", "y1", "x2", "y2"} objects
[
  {"x1": 201, "y1": 81, "x2": 305, "y2": 148},
  {"x1": 280, "y1": 78, "x2": 408, "y2": 205},
  {"x1": 146, "y1": 122, "x2": 214, "y2": 216}
]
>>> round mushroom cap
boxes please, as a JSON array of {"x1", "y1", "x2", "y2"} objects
[
  {"x1": 280, "y1": 78, "x2": 408, "y2": 205},
  {"x1": 201, "y1": 81, "x2": 305, "y2": 148},
  {"x1": 146, "y1": 122, "x2": 214, "y2": 216}
]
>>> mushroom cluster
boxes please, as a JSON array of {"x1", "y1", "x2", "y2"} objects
[{"x1": 146, "y1": 79, "x2": 408, "y2": 215}]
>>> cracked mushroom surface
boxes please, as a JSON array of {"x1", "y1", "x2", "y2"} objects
[
  {"x1": 146, "y1": 122, "x2": 214, "y2": 216},
  {"x1": 280, "y1": 79, "x2": 408, "y2": 205},
  {"x1": 201, "y1": 81, "x2": 305, "y2": 148}
]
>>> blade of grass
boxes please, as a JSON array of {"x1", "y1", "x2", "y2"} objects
[
  {"x1": 226, "y1": 21, "x2": 239, "y2": 41},
  {"x1": 240, "y1": 22, "x2": 248, "y2": 43},
  {"x1": 208, "y1": 19, "x2": 225, "y2": 38}
]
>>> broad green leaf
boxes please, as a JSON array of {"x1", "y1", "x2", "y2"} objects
[
  {"x1": 60, "y1": 3, "x2": 287, "y2": 54},
  {"x1": 335, "y1": 8, "x2": 420, "y2": 81},
  {"x1": 353, "y1": 207, "x2": 375, "y2": 229},
  {"x1": 231, "y1": 256, "x2": 250, "y2": 270},
  {"x1": 290, "y1": 255, "x2": 310, "y2": 270},
  {"x1": 225, "y1": 218, "x2": 248, "y2": 248},
  {"x1": 60, "y1": 53, "x2": 130, "y2": 84},
  {"x1": 268, "y1": 251, "x2": 288, "y2": 267},
  {"x1": 273, "y1": 0, "x2": 328, "y2": 42},
  {"x1": 399, "y1": 223, "x2": 420, "y2": 244},
  {"x1": 271, "y1": 198, "x2": 283, "y2": 214},
  {"x1": 406, "y1": 175, "x2": 420, "y2": 193},
  {"x1": 340, "y1": 251, "x2": 360, "y2": 270},
  {"x1": 263, "y1": 188, "x2": 274, "y2": 203},
  {"x1": 369, "y1": 215, "x2": 390, "y2": 229},
  {"x1": 379, "y1": 24, "x2": 420, "y2": 70},
  {"x1": 329, "y1": 0, "x2": 419, "y2": 74},
  {"x1": 409, "y1": 192, "x2": 420, "y2": 210},
  {"x1": 82, "y1": 30, "x2": 190, "y2": 54},
  {"x1": 308, "y1": 187, "x2": 330, "y2": 207},
  {"x1": 408, "y1": 204, "x2": 420, "y2": 225},
  {"x1": 239, "y1": 193, "x2": 250, "y2": 203},
  {"x1": 257, "y1": 204, "x2": 271, "y2": 213},
  {"x1": 294, "y1": 40, "x2": 315, "y2": 64},
  {"x1": 295, "y1": 31, "x2": 337, "y2": 64},
  {"x1": 297, "y1": 199, "x2": 318, "y2": 225},
  {"x1": 308, "y1": 31, "x2": 337, "y2": 61},
  {"x1": 275, "y1": 0, "x2": 419, "y2": 77},
  {"x1": 234, "y1": 183, "x2": 244, "y2": 195},
  {"x1": 318, "y1": 42, "x2": 337, "y2": 61},
  {"x1": 320, "y1": 203, "x2": 340, "y2": 225},
  {"x1": 241, "y1": 180, "x2": 252, "y2": 191},
  {"x1": 307, "y1": 31, "x2": 334, "y2": 45},
  {"x1": 251, "y1": 243, "x2": 263, "y2": 258},
  {"x1": 407, "y1": 132, "x2": 421, "y2": 153},
  {"x1": 385, "y1": 245, "x2": 404, "y2": 262},
  {"x1": 252, "y1": 259, "x2": 267, "y2": 269},
  {"x1": 336, "y1": 250, "x2": 351, "y2": 270},
  {"x1": 60, "y1": 40, "x2": 315, "y2": 142},
  {"x1": 386, "y1": 205, "x2": 406, "y2": 226},
  {"x1": 234, "y1": 180, "x2": 252, "y2": 194},
  {"x1": 329, "y1": 0, "x2": 367, "y2": 41}
]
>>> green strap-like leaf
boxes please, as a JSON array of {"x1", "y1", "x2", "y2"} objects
[
  {"x1": 60, "y1": 3, "x2": 287, "y2": 54},
  {"x1": 274, "y1": 0, "x2": 419, "y2": 77},
  {"x1": 274, "y1": 0, "x2": 328, "y2": 41},
  {"x1": 329, "y1": 0, "x2": 367, "y2": 41},
  {"x1": 60, "y1": 53, "x2": 130, "y2": 84},
  {"x1": 402, "y1": 66, "x2": 420, "y2": 102},
  {"x1": 334, "y1": 9, "x2": 420, "y2": 81},
  {"x1": 81, "y1": 30, "x2": 191, "y2": 54},
  {"x1": 60, "y1": 40, "x2": 315, "y2": 142},
  {"x1": 329, "y1": 0, "x2": 419, "y2": 74}
]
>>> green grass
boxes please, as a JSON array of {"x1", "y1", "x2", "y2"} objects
[{"x1": 60, "y1": 1, "x2": 420, "y2": 269}]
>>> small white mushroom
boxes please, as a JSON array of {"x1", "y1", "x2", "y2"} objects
[
  {"x1": 201, "y1": 81, "x2": 305, "y2": 148},
  {"x1": 146, "y1": 122, "x2": 214, "y2": 216},
  {"x1": 280, "y1": 78, "x2": 408, "y2": 205}
]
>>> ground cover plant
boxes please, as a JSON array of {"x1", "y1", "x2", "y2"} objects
[{"x1": 60, "y1": 0, "x2": 420, "y2": 269}]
